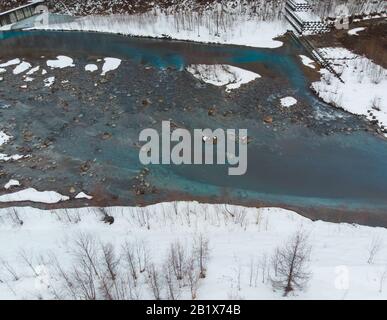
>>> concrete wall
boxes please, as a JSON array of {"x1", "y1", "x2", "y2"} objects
[{"x1": 0, "y1": 2, "x2": 44, "y2": 27}]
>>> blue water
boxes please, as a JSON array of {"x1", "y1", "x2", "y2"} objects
[{"x1": 1, "y1": 30, "x2": 387, "y2": 213}]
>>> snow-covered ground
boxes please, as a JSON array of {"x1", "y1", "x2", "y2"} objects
[
  {"x1": 280, "y1": 96, "x2": 298, "y2": 108},
  {"x1": 312, "y1": 47, "x2": 387, "y2": 132},
  {"x1": 186, "y1": 64, "x2": 261, "y2": 92},
  {"x1": 299, "y1": 54, "x2": 316, "y2": 69},
  {"x1": 1, "y1": 202, "x2": 387, "y2": 300},
  {"x1": 31, "y1": 10, "x2": 287, "y2": 49},
  {"x1": 348, "y1": 27, "x2": 366, "y2": 36}
]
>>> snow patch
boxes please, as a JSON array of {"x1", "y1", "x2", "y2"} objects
[
  {"x1": 186, "y1": 64, "x2": 261, "y2": 92},
  {"x1": 0, "y1": 131, "x2": 12, "y2": 146},
  {"x1": 26, "y1": 66, "x2": 40, "y2": 75},
  {"x1": 280, "y1": 96, "x2": 298, "y2": 108},
  {"x1": 85, "y1": 64, "x2": 98, "y2": 72},
  {"x1": 0, "y1": 58, "x2": 21, "y2": 68},
  {"x1": 47, "y1": 56, "x2": 75, "y2": 69},
  {"x1": 75, "y1": 192, "x2": 93, "y2": 200},
  {"x1": 13, "y1": 62, "x2": 32, "y2": 75},
  {"x1": 4, "y1": 179, "x2": 20, "y2": 190},
  {"x1": 348, "y1": 27, "x2": 366, "y2": 36},
  {"x1": 299, "y1": 55, "x2": 316, "y2": 69},
  {"x1": 0, "y1": 188, "x2": 69, "y2": 204},
  {"x1": 44, "y1": 76, "x2": 55, "y2": 87},
  {"x1": 24, "y1": 77, "x2": 35, "y2": 82},
  {"x1": 101, "y1": 58, "x2": 121, "y2": 76}
]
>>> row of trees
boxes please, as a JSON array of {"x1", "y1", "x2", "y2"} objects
[{"x1": 1, "y1": 0, "x2": 385, "y2": 19}]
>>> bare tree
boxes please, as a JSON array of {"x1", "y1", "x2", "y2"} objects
[
  {"x1": 271, "y1": 248, "x2": 280, "y2": 278},
  {"x1": 8, "y1": 208, "x2": 23, "y2": 226},
  {"x1": 122, "y1": 240, "x2": 149, "y2": 284},
  {"x1": 367, "y1": 235, "x2": 383, "y2": 265},
  {"x1": 379, "y1": 266, "x2": 387, "y2": 293},
  {"x1": 98, "y1": 243, "x2": 120, "y2": 300},
  {"x1": 185, "y1": 257, "x2": 200, "y2": 300},
  {"x1": 271, "y1": 230, "x2": 312, "y2": 296},
  {"x1": 73, "y1": 233, "x2": 100, "y2": 277},
  {"x1": 146, "y1": 263, "x2": 163, "y2": 300},
  {"x1": 0, "y1": 258, "x2": 19, "y2": 281},
  {"x1": 258, "y1": 253, "x2": 269, "y2": 284},
  {"x1": 169, "y1": 241, "x2": 186, "y2": 282},
  {"x1": 193, "y1": 234, "x2": 210, "y2": 279},
  {"x1": 163, "y1": 260, "x2": 181, "y2": 300},
  {"x1": 18, "y1": 249, "x2": 38, "y2": 277}
]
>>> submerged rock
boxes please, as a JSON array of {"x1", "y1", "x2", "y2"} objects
[{"x1": 264, "y1": 116, "x2": 273, "y2": 124}]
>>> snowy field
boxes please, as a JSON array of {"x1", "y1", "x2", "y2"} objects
[
  {"x1": 31, "y1": 11, "x2": 287, "y2": 49},
  {"x1": 1, "y1": 202, "x2": 387, "y2": 300},
  {"x1": 312, "y1": 47, "x2": 387, "y2": 132}
]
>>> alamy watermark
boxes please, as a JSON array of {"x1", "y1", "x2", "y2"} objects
[{"x1": 139, "y1": 121, "x2": 248, "y2": 176}]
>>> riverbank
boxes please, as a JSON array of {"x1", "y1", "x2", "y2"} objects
[
  {"x1": 2, "y1": 202, "x2": 387, "y2": 300},
  {"x1": 305, "y1": 19, "x2": 387, "y2": 135},
  {"x1": 28, "y1": 12, "x2": 287, "y2": 49}
]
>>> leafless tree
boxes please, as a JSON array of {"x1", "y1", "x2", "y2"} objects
[
  {"x1": 163, "y1": 260, "x2": 181, "y2": 300},
  {"x1": 8, "y1": 208, "x2": 23, "y2": 226},
  {"x1": 379, "y1": 266, "x2": 387, "y2": 293},
  {"x1": 271, "y1": 230, "x2": 312, "y2": 296},
  {"x1": 54, "y1": 234, "x2": 142, "y2": 300},
  {"x1": 0, "y1": 258, "x2": 19, "y2": 281},
  {"x1": 258, "y1": 253, "x2": 269, "y2": 284},
  {"x1": 122, "y1": 240, "x2": 149, "y2": 284},
  {"x1": 146, "y1": 263, "x2": 163, "y2": 300},
  {"x1": 18, "y1": 249, "x2": 38, "y2": 277},
  {"x1": 169, "y1": 241, "x2": 187, "y2": 282},
  {"x1": 367, "y1": 235, "x2": 383, "y2": 264},
  {"x1": 185, "y1": 256, "x2": 200, "y2": 300},
  {"x1": 193, "y1": 234, "x2": 210, "y2": 279},
  {"x1": 73, "y1": 233, "x2": 100, "y2": 277},
  {"x1": 271, "y1": 247, "x2": 280, "y2": 278}
]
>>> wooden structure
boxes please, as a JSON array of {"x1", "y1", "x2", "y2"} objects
[{"x1": 0, "y1": 1, "x2": 45, "y2": 27}]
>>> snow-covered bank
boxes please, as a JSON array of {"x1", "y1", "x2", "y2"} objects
[
  {"x1": 186, "y1": 64, "x2": 261, "y2": 92},
  {"x1": 31, "y1": 11, "x2": 287, "y2": 49},
  {"x1": 312, "y1": 48, "x2": 387, "y2": 132},
  {"x1": 1, "y1": 202, "x2": 387, "y2": 300}
]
